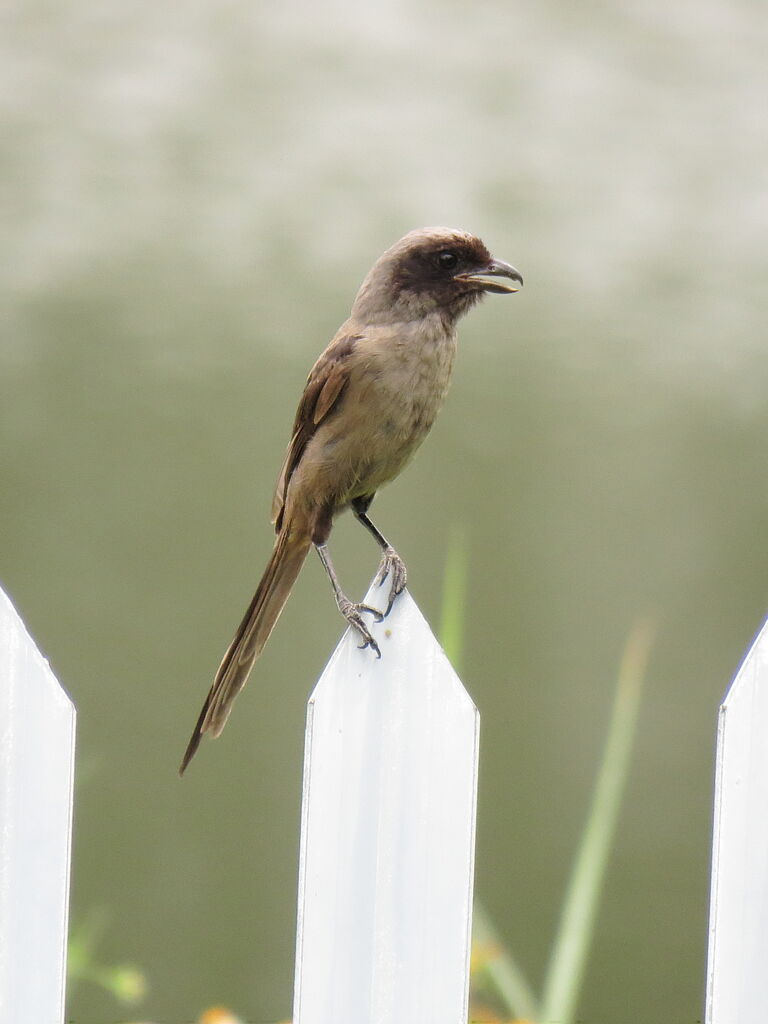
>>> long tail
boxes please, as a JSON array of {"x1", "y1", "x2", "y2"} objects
[{"x1": 179, "y1": 524, "x2": 311, "y2": 774}]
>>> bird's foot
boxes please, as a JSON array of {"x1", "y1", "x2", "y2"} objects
[
  {"x1": 337, "y1": 596, "x2": 383, "y2": 657},
  {"x1": 374, "y1": 545, "x2": 407, "y2": 617}
]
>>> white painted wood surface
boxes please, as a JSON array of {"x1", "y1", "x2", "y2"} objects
[
  {"x1": 293, "y1": 582, "x2": 479, "y2": 1024},
  {"x1": 706, "y1": 617, "x2": 768, "y2": 1024},
  {"x1": 0, "y1": 587, "x2": 76, "y2": 1024}
]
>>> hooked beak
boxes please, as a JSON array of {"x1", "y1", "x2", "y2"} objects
[{"x1": 455, "y1": 258, "x2": 524, "y2": 294}]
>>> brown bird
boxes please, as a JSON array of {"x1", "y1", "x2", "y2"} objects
[{"x1": 180, "y1": 227, "x2": 522, "y2": 774}]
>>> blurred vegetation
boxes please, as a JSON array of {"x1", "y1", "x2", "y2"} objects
[
  {"x1": 440, "y1": 534, "x2": 653, "y2": 1024},
  {"x1": 68, "y1": 911, "x2": 147, "y2": 1008}
]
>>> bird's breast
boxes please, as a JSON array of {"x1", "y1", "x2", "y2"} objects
[
  {"x1": 342, "y1": 321, "x2": 457, "y2": 492},
  {"x1": 293, "y1": 319, "x2": 458, "y2": 512},
  {"x1": 365, "y1": 318, "x2": 456, "y2": 419}
]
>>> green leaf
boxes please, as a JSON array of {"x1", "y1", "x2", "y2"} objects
[
  {"x1": 539, "y1": 619, "x2": 654, "y2": 1024},
  {"x1": 472, "y1": 900, "x2": 540, "y2": 1022},
  {"x1": 439, "y1": 524, "x2": 469, "y2": 671}
]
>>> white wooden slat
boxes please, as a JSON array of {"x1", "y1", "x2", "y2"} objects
[
  {"x1": 0, "y1": 587, "x2": 76, "y2": 1024},
  {"x1": 293, "y1": 582, "x2": 479, "y2": 1024},
  {"x1": 706, "y1": 617, "x2": 768, "y2": 1024}
]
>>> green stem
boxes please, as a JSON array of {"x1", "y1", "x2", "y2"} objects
[{"x1": 539, "y1": 619, "x2": 654, "y2": 1024}]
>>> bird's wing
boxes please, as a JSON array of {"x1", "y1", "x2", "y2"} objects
[{"x1": 271, "y1": 331, "x2": 360, "y2": 529}]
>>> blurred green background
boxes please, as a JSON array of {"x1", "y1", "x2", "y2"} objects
[{"x1": 2, "y1": 0, "x2": 767, "y2": 1021}]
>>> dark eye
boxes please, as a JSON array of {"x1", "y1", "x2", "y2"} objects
[{"x1": 436, "y1": 251, "x2": 459, "y2": 270}]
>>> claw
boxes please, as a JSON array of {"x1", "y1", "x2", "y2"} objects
[
  {"x1": 359, "y1": 603, "x2": 385, "y2": 623},
  {"x1": 338, "y1": 597, "x2": 382, "y2": 657},
  {"x1": 375, "y1": 546, "x2": 407, "y2": 617},
  {"x1": 357, "y1": 636, "x2": 381, "y2": 658}
]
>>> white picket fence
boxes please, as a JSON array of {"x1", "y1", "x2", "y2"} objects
[{"x1": 0, "y1": 579, "x2": 766, "y2": 1023}]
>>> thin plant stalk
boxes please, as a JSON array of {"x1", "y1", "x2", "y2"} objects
[
  {"x1": 439, "y1": 524, "x2": 469, "y2": 671},
  {"x1": 439, "y1": 530, "x2": 651, "y2": 1024},
  {"x1": 472, "y1": 900, "x2": 541, "y2": 1022},
  {"x1": 440, "y1": 528, "x2": 540, "y2": 1021},
  {"x1": 539, "y1": 619, "x2": 654, "y2": 1024}
]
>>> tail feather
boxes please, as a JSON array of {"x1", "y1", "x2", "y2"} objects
[{"x1": 179, "y1": 526, "x2": 311, "y2": 774}]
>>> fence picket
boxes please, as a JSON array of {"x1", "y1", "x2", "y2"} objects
[
  {"x1": 706, "y1": 617, "x2": 768, "y2": 1024},
  {"x1": 0, "y1": 587, "x2": 76, "y2": 1024},
  {"x1": 293, "y1": 581, "x2": 479, "y2": 1024}
]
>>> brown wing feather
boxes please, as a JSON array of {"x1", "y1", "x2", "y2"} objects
[{"x1": 271, "y1": 332, "x2": 359, "y2": 529}]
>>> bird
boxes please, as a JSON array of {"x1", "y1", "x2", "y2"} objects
[{"x1": 180, "y1": 227, "x2": 522, "y2": 774}]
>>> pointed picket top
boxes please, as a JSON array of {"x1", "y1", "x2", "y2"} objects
[
  {"x1": 293, "y1": 580, "x2": 479, "y2": 1024},
  {"x1": 0, "y1": 586, "x2": 76, "y2": 1024},
  {"x1": 706, "y1": 617, "x2": 768, "y2": 1024}
]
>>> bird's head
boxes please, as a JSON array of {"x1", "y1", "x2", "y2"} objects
[{"x1": 351, "y1": 227, "x2": 523, "y2": 326}]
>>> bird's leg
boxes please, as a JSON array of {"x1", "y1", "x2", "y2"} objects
[
  {"x1": 351, "y1": 497, "x2": 407, "y2": 618},
  {"x1": 315, "y1": 543, "x2": 383, "y2": 657}
]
